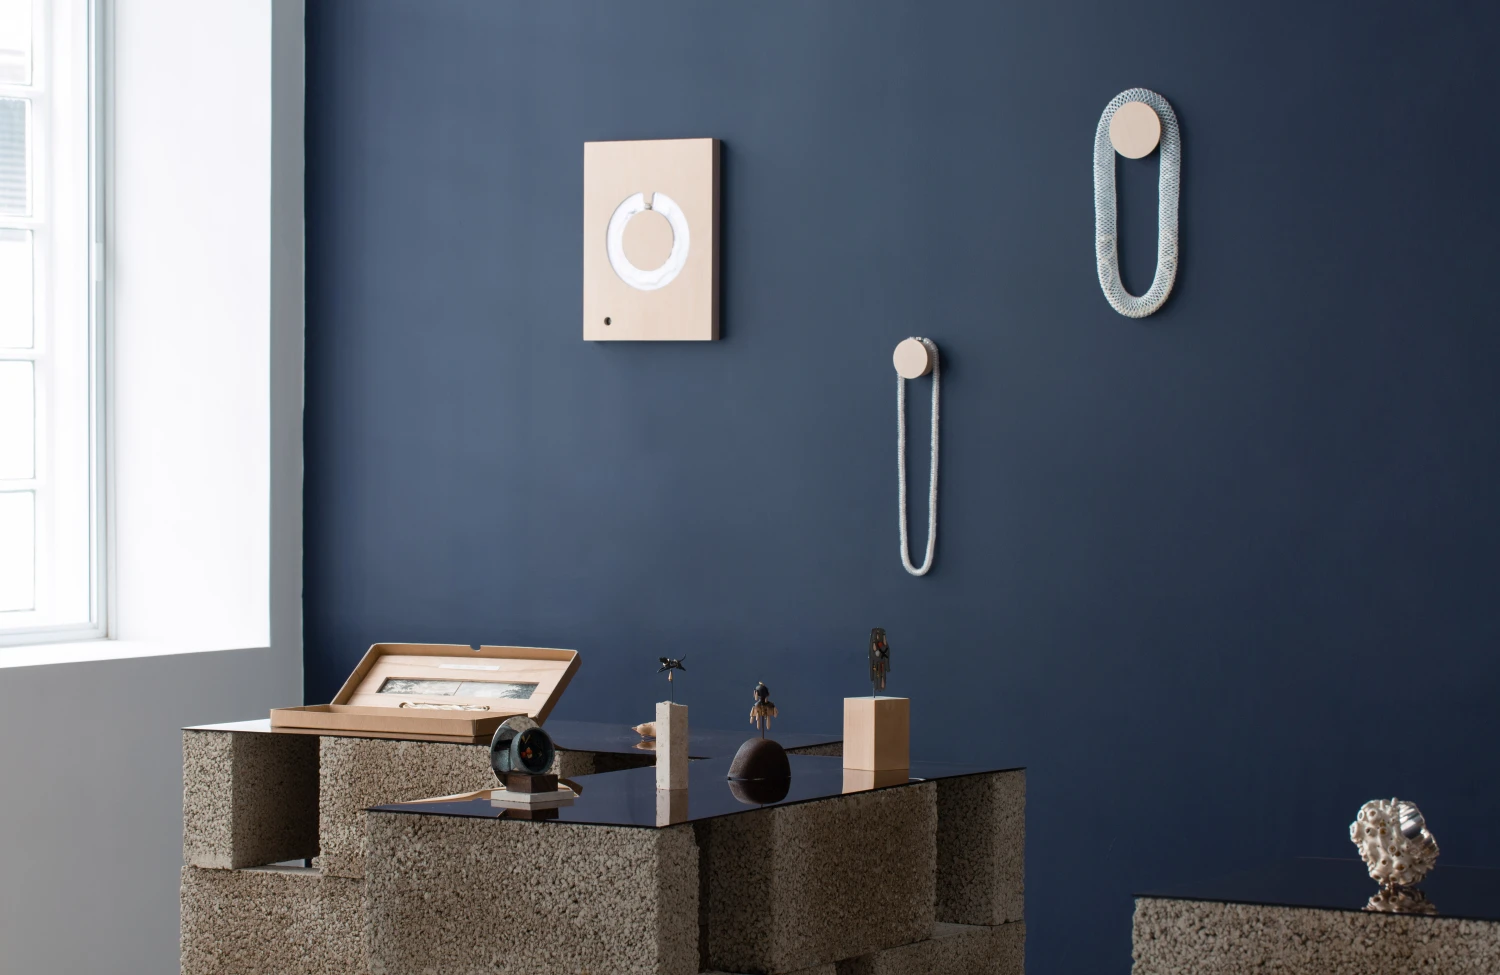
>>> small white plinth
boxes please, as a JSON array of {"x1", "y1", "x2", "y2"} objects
[{"x1": 656, "y1": 701, "x2": 688, "y2": 791}]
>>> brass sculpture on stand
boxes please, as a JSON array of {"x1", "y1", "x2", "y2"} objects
[{"x1": 868, "y1": 628, "x2": 890, "y2": 695}]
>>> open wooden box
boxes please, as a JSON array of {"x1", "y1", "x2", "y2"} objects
[{"x1": 270, "y1": 643, "x2": 580, "y2": 743}]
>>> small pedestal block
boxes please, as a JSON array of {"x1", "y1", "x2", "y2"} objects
[
  {"x1": 843, "y1": 697, "x2": 910, "y2": 771},
  {"x1": 656, "y1": 701, "x2": 689, "y2": 791}
]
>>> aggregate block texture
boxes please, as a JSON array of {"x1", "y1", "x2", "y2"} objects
[
  {"x1": 183, "y1": 729, "x2": 320, "y2": 869},
  {"x1": 935, "y1": 770, "x2": 1025, "y2": 925},
  {"x1": 785, "y1": 742, "x2": 843, "y2": 758},
  {"x1": 316, "y1": 736, "x2": 597, "y2": 878},
  {"x1": 364, "y1": 813, "x2": 700, "y2": 975},
  {"x1": 839, "y1": 921, "x2": 1025, "y2": 975},
  {"x1": 701, "y1": 783, "x2": 937, "y2": 975},
  {"x1": 180, "y1": 864, "x2": 363, "y2": 975},
  {"x1": 1132, "y1": 897, "x2": 1500, "y2": 974}
]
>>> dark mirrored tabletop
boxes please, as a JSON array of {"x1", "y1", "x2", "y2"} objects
[
  {"x1": 542, "y1": 719, "x2": 839, "y2": 759},
  {"x1": 373, "y1": 755, "x2": 1020, "y2": 829},
  {"x1": 1139, "y1": 857, "x2": 1500, "y2": 923},
  {"x1": 186, "y1": 717, "x2": 840, "y2": 760}
]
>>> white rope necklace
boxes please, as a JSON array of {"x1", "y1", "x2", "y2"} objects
[
  {"x1": 896, "y1": 337, "x2": 939, "y2": 577},
  {"x1": 1094, "y1": 88, "x2": 1181, "y2": 318}
]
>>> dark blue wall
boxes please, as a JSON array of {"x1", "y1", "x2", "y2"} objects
[{"x1": 303, "y1": 2, "x2": 1500, "y2": 970}]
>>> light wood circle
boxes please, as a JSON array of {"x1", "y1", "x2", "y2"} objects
[
  {"x1": 893, "y1": 338, "x2": 932, "y2": 379},
  {"x1": 1109, "y1": 100, "x2": 1162, "y2": 159},
  {"x1": 622, "y1": 207, "x2": 675, "y2": 272}
]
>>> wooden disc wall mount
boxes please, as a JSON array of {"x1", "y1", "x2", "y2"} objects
[
  {"x1": 893, "y1": 337, "x2": 933, "y2": 379},
  {"x1": 1108, "y1": 100, "x2": 1162, "y2": 159}
]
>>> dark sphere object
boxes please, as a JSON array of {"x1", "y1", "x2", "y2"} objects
[
  {"x1": 728, "y1": 737, "x2": 790, "y2": 782},
  {"x1": 490, "y1": 721, "x2": 556, "y2": 778}
]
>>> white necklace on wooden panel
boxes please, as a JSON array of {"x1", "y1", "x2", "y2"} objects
[{"x1": 894, "y1": 337, "x2": 939, "y2": 577}]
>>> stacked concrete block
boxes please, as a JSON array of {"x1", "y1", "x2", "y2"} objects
[
  {"x1": 840, "y1": 920, "x2": 1024, "y2": 975},
  {"x1": 698, "y1": 783, "x2": 937, "y2": 975},
  {"x1": 1133, "y1": 897, "x2": 1500, "y2": 975},
  {"x1": 180, "y1": 864, "x2": 363, "y2": 975},
  {"x1": 935, "y1": 769, "x2": 1025, "y2": 925},
  {"x1": 314, "y1": 735, "x2": 609, "y2": 878},
  {"x1": 183, "y1": 727, "x2": 1021, "y2": 975},
  {"x1": 182, "y1": 729, "x2": 320, "y2": 869},
  {"x1": 363, "y1": 813, "x2": 700, "y2": 975}
]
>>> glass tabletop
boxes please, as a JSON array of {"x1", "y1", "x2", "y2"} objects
[
  {"x1": 1138, "y1": 857, "x2": 1500, "y2": 923},
  {"x1": 185, "y1": 716, "x2": 841, "y2": 760},
  {"x1": 372, "y1": 754, "x2": 1020, "y2": 829}
]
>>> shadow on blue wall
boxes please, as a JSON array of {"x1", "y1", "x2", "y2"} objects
[{"x1": 303, "y1": 2, "x2": 1500, "y2": 971}]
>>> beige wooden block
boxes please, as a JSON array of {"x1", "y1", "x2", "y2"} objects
[
  {"x1": 843, "y1": 697, "x2": 910, "y2": 771},
  {"x1": 583, "y1": 138, "x2": 719, "y2": 341},
  {"x1": 656, "y1": 700, "x2": 689, "y2": 791}
]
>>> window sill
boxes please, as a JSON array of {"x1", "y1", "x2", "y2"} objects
[{"x1": 0, "y1": 638, "x2": 269, "y2": 671}]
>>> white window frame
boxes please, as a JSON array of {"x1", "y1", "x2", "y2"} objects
[{"x1": 0, "y1": 0, "x2": 106, "y2": 647}]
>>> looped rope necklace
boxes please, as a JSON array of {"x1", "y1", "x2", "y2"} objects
[
  {"x1": 1094, "y1": 87, "x2": 1181, "y2": 318},
  {"x1": 896, "y1": 337, "x2": 939, "y2": 576}
]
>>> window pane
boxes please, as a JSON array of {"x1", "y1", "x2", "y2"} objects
[
  {"x1": 0, "y1": 490, "x2": 33, "y2": 611},
  {"x1": 0, "y1": 0, "x2": 30, "y2": 86},
  {"x1": 0, "y1": 97, "x2": 28, "y2": 215},
  {"x1": 0, "y1": 229, "x2": 31, "y2": 347},
  {"x1": 0, "y1": 359, "x2": 33, "y2": 479}
]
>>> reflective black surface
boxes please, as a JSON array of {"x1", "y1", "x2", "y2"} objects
[
  {"x1": 186, "y1": 717, "x2": 841, "y2": 760},
  {"x1": 543, "y1": 719, "x2": 840, "y2": 760},
  {"x1": 373, "y1": 755, "x2": 1019, "y2": 829},
  {"x1": 1139, "y1": 857, "x2": 1500, "y2": 923}
]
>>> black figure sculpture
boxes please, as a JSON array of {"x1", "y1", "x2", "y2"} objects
[
  {"x1": 657, "y1": 657, "x2": 686, "y2": 702},
  {"x1": 749, "y1": 681, "x2": 777, "y2": 736},
  {"x1": 869, "y1": 628, "x2": 890, "y2": 696},
  {"x1": 729, "y1": 680, "x2": 790, "y2": 800}
]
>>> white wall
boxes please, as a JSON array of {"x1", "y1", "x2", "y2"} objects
[
  {"x1": 0, "y1": 648, "x2": 299, "y2": 974},
  {"x1": 0, "y1": 1, "x2": 304, "y2": 972}
]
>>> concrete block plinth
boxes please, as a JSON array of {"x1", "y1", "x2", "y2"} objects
[
  {"x1": 364, "y1": 813, "x2": 700, "y2": 975},
  {"x1": 1133, "y1": 897, "x2": 1500, "y2": 974},
  {"x1": 842, "y1": 921, "x2": 1024, "y2": 975},
  {"x1": 935, "y1": 770, "x2": 1025, "y2": 925},
  {"x1": 316, "y1": 736, "x2": 603, "y2": 878},
  {"x1": 183, "y1": 729, "x2": 319, "y2": 869},
  {"x1": 701, "y1": 783, "x2": 937, "y2": 975},
  {"x1": 180, "y1": 865, "x2": 363, "y2": 975}
]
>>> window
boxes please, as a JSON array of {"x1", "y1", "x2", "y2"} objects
[{"x1": 0, "y1": 0, "x2": 101, "y2": 645}]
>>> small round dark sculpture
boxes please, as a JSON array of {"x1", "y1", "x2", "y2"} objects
[
  {"x1": 729, "y1": 678, "x2": 791, "y2": 805},
  {"x1": 729, "y1": 736, "x2": 790, "y2": 782},
  {"x1": 489, "y1": 717, "x2": 556, "y2": 777}
]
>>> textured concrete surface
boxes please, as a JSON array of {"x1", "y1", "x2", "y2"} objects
[
  {"x1": 316, "y1": 736, "x2": 606, "y2": 878},
  {"x1": 183, "y1": 729, "x2": 319, "y2": 869},
  {"x1": 935, "y1": 770, "x2": 1025, "y2": 925},
  {"x1": 701, "y1": 783, "x2": 937, "y2": 975},
  {"x1": 785, "y1": 741, "x2": 843, "y2": 758},
  {"x1": 364, "y1": 812, "x2": 700, "y2": 975},
  {"x1": 180, "y1": 865, "x2": 363, "y2": 975},
  {"x1": 841, "y1": 921, "x2": 1025, "y2": 975},
  {"x1": 1133, "y1": 897, "x2": 1500, "y2": 974}
]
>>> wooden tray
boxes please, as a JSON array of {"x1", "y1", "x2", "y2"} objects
[{"x1": 271, "y1": 643, "x2": 579, "y2": 743}]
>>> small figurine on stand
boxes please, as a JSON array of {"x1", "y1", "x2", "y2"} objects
[
  {"x1": 749, "y1": 681, "x2": 778, "y2": 737},
  {"x1": 868, "y1": 628, "x2": 890, "y2": 696},
  {"x1": 654, "y1": 657, "x2": 689, "y2": 791},
  {"x1": 844, "y1": 628, "x2": 910, "y2": 773},
  {"x1": 657, "y1": 657, "x2": 686, "y2": 702},
  {"x1": 730, "y1": 680, "x2": 790, "y2": 801}
]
